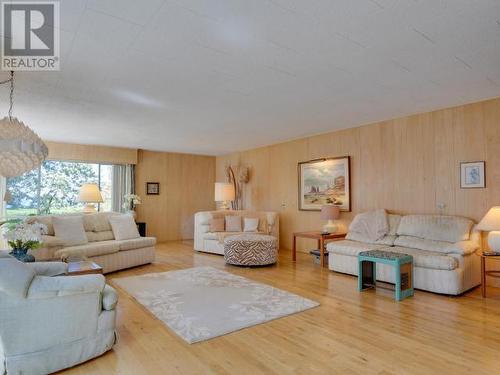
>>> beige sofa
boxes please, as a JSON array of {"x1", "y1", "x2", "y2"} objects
[
  {"x1": 327, "y1": 213, "x2": 481, "y2": 295},
  {"x1": 194, "y1": 210, "x2": 279, "y2": 255},
  {"x1": 26, "y1": 212, "x2": 156, "y2": 274}
]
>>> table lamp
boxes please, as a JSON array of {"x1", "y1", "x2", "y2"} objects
[
  {"x1": 477, "y1": 206, "x2": 500, "y2": 252},
  {"x1": 214, "y1": 182, "x2": 235, "y2": 210},
  {"x1": 321, "y1": 204, "x2": 340, "y2": 234},
  {"x1": 78, "y1": 183, "x2": 104, "y2": 213}
]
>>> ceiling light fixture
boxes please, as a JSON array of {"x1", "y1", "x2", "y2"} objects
[{"x1": 0, "y1": 71, "x2": 48, "y2": 177}]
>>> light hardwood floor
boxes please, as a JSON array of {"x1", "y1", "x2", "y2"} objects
[{"x1": 61, "y1": 242, "x2": 500, "y2": 375}]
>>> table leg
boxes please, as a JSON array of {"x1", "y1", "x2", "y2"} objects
[
  {"x1": 292, "y1": 235, "x2": 297, "y2": 262},
  {"x1": 320, "y1": 237, "x2": 325, "y2": 267},
  {"x1": 481, "y1": 256, "x2": 486, "y2": 298}
]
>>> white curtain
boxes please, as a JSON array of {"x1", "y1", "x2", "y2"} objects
[
  {"x1": 0, "y1": 175, "x2": 6, "y2": 219},
  {"x1": 111, "y1": 165, "x2": 135, "y2": 213}
]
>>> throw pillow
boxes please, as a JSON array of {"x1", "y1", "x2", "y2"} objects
[
  {"x1": 109, "y1": 215, "x2": 140, "y2": 241},
  {"x1": 225, "y1": 216, "x2": 242, "y2": 232},
  {"x1": 52, "y1": 216, "x2": 88, "y2": 246},
  {"x1": 209, "y1": 217, "x2": 225, "y2": 232},
  {"x1": 243, "y1": 217, "x2": 259, "y2": 232}
]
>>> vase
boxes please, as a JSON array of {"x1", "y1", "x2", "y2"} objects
[
  {"x1": 125, "y1": 210, "x2": 137, "y2": 219},
  {"x1": 9, "y1": 248, "x2": 35, "y2": 263}
]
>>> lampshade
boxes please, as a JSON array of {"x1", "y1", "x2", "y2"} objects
[
  {"x1": 214, "y1": 182, "x2": 235, "y2": 202},
  {"x1": 0, "y1": 117, "x2": 49, "y2": 177},
  {"x1": 78, "y1": 184, "x2": 104, "y2": 203},
  {"x1": 477, "y1": 207, "x2": 500, "y2": 231},
  {"x1": 321, "y1": 205, "x2": 340, "y2": 220},
  {"x1": 3, "y1": 190, "x2": 12, "y2": 203}
]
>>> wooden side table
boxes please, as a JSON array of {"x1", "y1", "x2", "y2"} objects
[
  {"x1": 66, "y1": 261, "x2": 103, "y2": 276},
  {"x1": 292, "y1": 231, "x2": 347, "y2": 267},
  {"x1": 480, "y1": 252, "x2": 500, "y2": 297}
]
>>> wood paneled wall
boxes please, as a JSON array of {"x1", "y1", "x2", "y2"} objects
[
  {"x1": 216, "y1": 97, "x2": 500, "y2": 258},
  {"x1": 46, "y1": 141, "x2": 138, "y2": 164},
  {"x1": 135, "y1": 150, "x2": 216, "y2": 242}
]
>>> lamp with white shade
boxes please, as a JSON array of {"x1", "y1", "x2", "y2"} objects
[
  {"x1": 78, "y1": 184, "x2": 104, "y2": 213},
  {"x1": 477, "y1": 206, "x2": 500, "y2": 252},
  {"x1": 321, "y1": 204, "x2": 340, "y2": 234},
  {"x1": 214, "y1": 182, "x2": 235, "y2": 210}
]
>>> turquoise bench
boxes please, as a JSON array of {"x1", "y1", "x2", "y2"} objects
[{"x1": 358, "y1": 250, "x2": 414, "y2": 301}]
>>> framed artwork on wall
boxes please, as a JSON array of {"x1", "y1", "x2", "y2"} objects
[
  {"x1": 298, "y1": 156, "x2": 351, "y2": 211},
  {"x1": 460, "y1": 161, "x2": 485, "y2": 188},
  {"x1": 146, "y1": 182, "x2": 160, "y2": 195}
]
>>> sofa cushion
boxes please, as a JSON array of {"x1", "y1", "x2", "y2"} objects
[
  {"x1": 346, "y1": 214, "x2": 401, "y2": 246},
  {"x1": 394, "y1": 235, "x2": 479, "y2": 255},
  {"x1": 41, "y1": 235, "x2": 65, "y2": 248},
  {"x1": 109, "y1": 215, "x2": 140, "y2": 240},
  {"x1": 327, "y1": 240, "x2": 387, "y2": 257},
  {"x1": 387, "y1": 246, "x2": 458, "y2": 271},
  {"x1": 86, "y1": 230, "x2": 115, "y2": 242},
  {"x1": 55, "y1": 241, "x2": 120, "y2": 260},
  {"x1": 209, "y1": 217, "x2": 225, "y2": 232},
  {"x1": 26, "y1": 215, "x2": 55, "y2": 235},
  {"x1": 0, "y1": 258, "x2": 36, "y2": 297},
  {"x1": 397, "y1": 215, "x2": 473, "y2": 243},
  {"x1": 243, "y1": 217, "x2": 259, "y2": 232},
  {"x1": 116, "y1": 237, "x2": 156, "y2": 251},
  {"x1": 52, "y1": 216, "x2": 88, "y2": 246},
  {"x1": 225, "y1": 215, "x2": 242, "y2": 232},
  {"x1": 348, "y1": 209, "x2": 389, "y2": 242}
]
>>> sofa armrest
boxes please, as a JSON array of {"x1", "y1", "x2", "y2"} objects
[
  {"x1": 27, "y1": 274, "x2": 105, "y2": 299},
  {"x1": 102, "y1": 284, "x2": 118, "y2": 311},
  {"x1": 448, "y1": 240, "x2": 479, "y2": 255},
  {"x1": 26, "y1": 261, "x2": 68, "y2": 276}
]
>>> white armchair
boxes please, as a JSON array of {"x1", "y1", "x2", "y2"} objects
[{"x1": 0, "y1": 252, "x2": 117, "y2": 374}]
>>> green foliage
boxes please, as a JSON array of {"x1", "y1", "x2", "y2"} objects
[
  {"x1": 7, "y1": 161, "x2": 98, "y2": 215},
  {"x1": 7, "y1": 239, "x2": 41, "y2": 252}
]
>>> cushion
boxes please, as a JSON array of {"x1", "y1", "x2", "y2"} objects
[
  {"x1": 243, "y1": 217, "x2": 259, "y2": 232},
  {"x1": 52, "y1": 216, "x2": 88, "y2": 246},
  {"x1": 326, "y1": 240, "x2": 387, "y2": 257},
  {"x1": 346, "y1": 231, "x2": 398, "y2": 246},
  {"x1": 86, "y1": 230, "x2": 115, "y2": 242},
  {"x1": 102, "y1": 284, "x2": 119, "y2": 311},
  {"x1": 55, "y1": 241, "x2": 120, "y2": 259},
  {"x1": 209, "y1": 217, "x2": 225, "y2": 232},
  {"x1": 26, "y1": 215, "x2": 54, "y2": 235},
  {"x1": 225, "y1": 215, "x2": 242, "y2": 232},
  {"x1": 116, "y1": 237, "x2": 157, "y2": 251},
  {"x1": 40, "y1": 235, "x2": 65, "y2": 248},
  {"x1": 397, "y1": 215, "x2": 473, "y2": 243},
  {"x1": 109, "y1": 215, "x2": 140, "y2": 240},
  {"x1": 387, "y1": 246, "x2": 459, "y2": 271},
  {"x1": 348, "y1": 209, "x2": 389, "y2": 242},
  {"x1": 394, "y1": 236, "x2": 479, "y2": 255},
  {"x1": 0, "y1": 258, "x2": 36, "y2": 297}
]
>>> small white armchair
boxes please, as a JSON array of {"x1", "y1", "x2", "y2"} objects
[{"x1": 0, "y1": 252, "x2": 118, "y2": 374}]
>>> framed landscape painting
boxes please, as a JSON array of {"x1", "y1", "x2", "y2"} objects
[{"x1": 298, "y1": 156, "x2": 351, "y2": 211}]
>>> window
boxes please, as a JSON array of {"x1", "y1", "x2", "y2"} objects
[{"x1": 5, "y1": 160, "x2": 122, "y2": 219}]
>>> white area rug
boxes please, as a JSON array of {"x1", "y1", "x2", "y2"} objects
[{"x1": 113, "y1": 266, "x2": 319, "y2": 344}]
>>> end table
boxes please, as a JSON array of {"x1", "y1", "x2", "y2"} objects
[
  {"x1": 480, "y1": 251, "x2": 500, "y2": 297},
  {"x1": 66, "y1": 260, "x2": 103, "y2": 276},
  {"x1": 292, "y1": 231, "x2": 347, "y2": 267}
]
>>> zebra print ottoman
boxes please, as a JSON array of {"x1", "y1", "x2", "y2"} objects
[{"x1": 224, "y1": 234, "x2": 277, "y2": 266}]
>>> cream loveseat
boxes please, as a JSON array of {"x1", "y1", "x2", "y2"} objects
[
  {"x1": 194, "y1": 210, "x2": 279, "y2": 255},
  {"x1": 327, "y1": 211, "x2": 481, "y2": 295},
  {"x1": 0, "y1": 251, "x2": 117, "y2": 374},
  {"x1": 26, "y1": 212, "x2": 156, "y2": 274}
]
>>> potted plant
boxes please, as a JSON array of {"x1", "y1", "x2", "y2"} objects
[
  {"x1": 4, "y1": 222, "x2": 47, "y2": 262},
  {"x1": 122, "y1": 194, "x2": 141, "y2": 219}
]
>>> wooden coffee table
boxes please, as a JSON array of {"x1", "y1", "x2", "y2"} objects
[
  {"x1": 292, "y1": 231, "x2": 347, "y2": 267},
  {"x1": 66, "y1": 260, "x2": 103, "y2": 276}
]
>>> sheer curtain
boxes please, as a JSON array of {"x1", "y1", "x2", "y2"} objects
[
  {"x1": 111, "y1": 165, "x2": 135, "y2": 213},
  {"x1": 0, "y1": 175, "x2": 5, "y2": 218}
]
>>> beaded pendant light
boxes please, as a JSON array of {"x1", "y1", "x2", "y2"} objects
[{"x1": 0, "y1": 71, "x2": 48, "y2": 177}]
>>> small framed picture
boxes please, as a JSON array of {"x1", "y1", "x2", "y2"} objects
[
  {"x1": 460, "y1": 161, "x2": 485, "y2": 189},
  {"x1": 146, "y1": 182, "x2": 160, "y2": 195}
]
